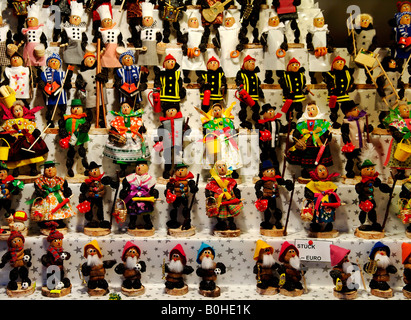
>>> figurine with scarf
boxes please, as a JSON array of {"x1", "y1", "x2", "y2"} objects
[
  {"x1": 322, "y1": 56, "x2": 354, "y2": 128},
  {"x1": 205, "y1": 160, "x2": 243, "y2": 233},
  {"x1": 165, "y1": 163, "x2": 198, "y2": 231},
  {"x1": 58, "y1": 99, "x2": 91, "y2": 177},
  {"x1": 0, "y1": 101, "x2": 48, "y2": 177},
  {"x1": 341, "y1": 101, "x2": 373, "y2": 179},
  {"x1": 119, "y1": 158, "x2": 159, "y2": 231},
  {"x1": 392, "y1": 11, "x2": 411, "y2": 62},
  {"x1": 0, "y1": 162, "x2": 24, "y2": 220},
  {"x1": 286, "y1": 102, "x2": 333, "y2": 179},
  {"x1": 304, "y1": 165, "x2": 341, "y2": 234},
  {"x1": 235, "y1": 55, "x2": 264, "y2": 130},
  {"x1": 272, "y1": 0, "x2": 301, "y2": 43},
  {"x1": 39, "y1": 53, "x2": 74, "y2": 127},
  {"x1": 0, "y1": 2, "x2": 13, "y2": 67},
  {"x1": 255, "y1": 160, "x2": 293, "y2": 231},
  {"x1": 157, "y1": 0, "x2": 188, "y2": 43},
  {"x1": 87, "y1": 0, "x2": 113, "y2": 43}
]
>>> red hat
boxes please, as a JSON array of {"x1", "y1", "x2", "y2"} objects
[
  {"x1": 402, "y1": 242, "x2": 411, "y2": 264},
  {"x1": 46, "y1": 221, "x2": 64, "y2": 242},
  {"x1": 207, "y1": 56, "x2": 220, "y2": 66},
  {"x1": 278, "y1": 241, "x2": 299, "y2": 262},
  {"x1": 241, "y1": 55, "x2": 256, "y2": 69},
  {"x1": 169, "y1": 244, "x2": 187, "y2": 265},
  {"x1": 287, "y1": 58, "x2": 300, "y2": 69},
  {"x1": 13, "y1": 211, "x2": 28, "y2": 222},
  {"x1": 7, "y1": 230, "x2": 24, "y2": 248},
  {"x1": 397, "y1": 1, "x2": 411, "y2": 11},
  {"x1": 330, "y1": 244, "x2": 350, "y2": 266},
  {"x1": 121, "y1": 241, "x2": 141, "y2": 262},
  {"x1": 331, "y1": 56, "x2": 346, "y2": 70},
  {"x1": 163, "y1": 54, "x2": 176, "y2": 68}
]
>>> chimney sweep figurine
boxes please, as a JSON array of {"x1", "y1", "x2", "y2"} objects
[
  {"x1": 402, "y1": 242, "x2": 411, "y2": 298},
  {"x1": 119, "y1": 158, "x2": 159, "y2": 236},
  {"x1": 58, "y1": 99, "x2": 92, "y2": 177},
  {"x1": 253, "y1": 240, "x2": 280, "y2": 295},
  {"x1": 196, "y1": 56, "x2": 227, "y2": 112},
  {"x1": 255, "y1": 160, "x2": 293, "y2": 236},
  {"x1": 115, "y1": 241, "x2": 147, "y2": 296},
  {"x1": 303, "y1": 165, "x2": 341, "y2": 237},
  {"x1": 329, "y1": 244, "x2": 359, "y2": 300},
  {"x1": 163, "y1": 243, "x2": 194, "y2": 295},
  {"x1": 235, "y1": 55, "x2": 264, "y2": 130},
  {"x1": 40, "y1": 221, "x2": 72, "y2": 298},
  {"x1": 398, "y1": 175, "x2": 411, "y2": 236},
  {"x1": 157, "y1": 0, "x2": 188, "y2": 44},
  {"x1": 0, "y1": 230, "x2": 33, "y2": 297},
  {"x1": 0, "y1": 2, "x2": 13, "y2": 67},
  {"x1": 165, "y1": 163, "x2": 198, "y2": 236},
  {"x1": 30, "y1": 161, "x2": 76, "y2": 235},
  {"x1": 260, "y1": 10, "x2": 288, "y2": 84},
  {"x1": 364, "y1": 241, "x2": 397, "y2": 298},
  {"x1": 196, "y1": 242, "x2": 226, "y2": 297},
  {"x1": 277, "y1": 241, "x2": 305, "y2": 296},
  {"x1": 103, "y1": 104, "x2": 149, "y2": 178},
  {"x1": 81, "y1": 240, "x2": 116, "y2": 296},
  {"x1": 272, "y1": 0, "x2": 301, "y2": 44},
  {"x1": 205, "y1": 160, "x2": 243, "y2": 236},
  {"x1": 341, "y1": 101, "x2": 373, "y2": 179}
]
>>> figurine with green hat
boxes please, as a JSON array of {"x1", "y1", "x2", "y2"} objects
[
  {"x1": 58, "y1": 99, "x2": 92, "y2": 177},
  {"x1": 0, "y1": 161, "x2": 24, "y2": 221}
]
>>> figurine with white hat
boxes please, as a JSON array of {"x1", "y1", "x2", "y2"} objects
[{"x1": 0, "y1": 2, "x2": 13, "y2": 67}]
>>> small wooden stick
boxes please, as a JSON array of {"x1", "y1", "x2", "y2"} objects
[{"x1": 357, "y1": 258, "x2": 367, "y2": 291}]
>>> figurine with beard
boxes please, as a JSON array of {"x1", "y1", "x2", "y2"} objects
[
  {"x1": 277, "y1": 241, "x2": 305, "y2": 296},
  {"x1": 253, "y1": 240, "x2": 280, "y2": 295}
]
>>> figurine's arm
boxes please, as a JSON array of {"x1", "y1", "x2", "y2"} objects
[
  {"x1": 119, "y1": 178, "x2": 131, "y2": 200},
  {"x1": 188, "y1": 179, "x2": 198, "y2": 193},
  {"x1": 138, "y1": 260, "x2": 147, "y2": 273},
  {"x1": 341, "y1": 122, "x2": 351, "y2": 144},
  {"x1": 212, "y1": 30, "x2": 221, "y2": 49},
  {"x1": 62, "y1": 180, "x2": 72, "y2": 198},
  {"x1": 103, "y1": 259, "x2": 117, "y2": 269},
  {"x1": 6, "y1": 30, "x2": 13, "y2": 47},
  {"x1": 149, "y1": 186, "x2": 159, "y2": 199},
  {"x1": 40, "y1": 32, "x2": 48, "y2": 49},
  {"x1": 304, "y1": 186, "x2": 315, "y2": 201},
  {"x1": 233, "y1": 184, "x2": 241, "y2": 199},
  {"x1": 215, "y1": 262, "x2": 226, "y2": 275},
  {"x1": 0, "y1": 251, "x2": 10, "y2": 268},
  {"x1": 60, "y1": 29, "x2": 69, "y2": 46},
  {"x1": 254, "y1": 180, "x2": 264, "y2": 198},
  {"x1": 114, "y1": 262, "x2": 125, "y2": 275},
  {"x1": 183, "y1": 265, "x2": 194, "y2": 275},
  {"x1": 81, "y1": 32, "x2": 88, "y2": 51},
  {"x1": 306, "y1": 32, "x2": 314, "y2": 51},
  {"x1": 260, "y1": 31, "x2": 268, "y2": 48},
  {"x1": 387, "y1": 265, "x2": 398, "y2": 274},
  {"x1": 81, "y1": 262, "x2": 91, "y2": 276},
  {"x1": 23, "y1": 249, "x2": 32, "y2": 267}
]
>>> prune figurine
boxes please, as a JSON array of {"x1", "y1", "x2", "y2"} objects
[
  {"x1": 277, "y1": 241, "x2": 305, "y2": 296},
  {"x1": 0, "y1": 161, "x2": 24, "y2": 221},
  {"x1": 0, "y1": 2, "x2": 13, "y2": 67},
  {"x1": 205, "y1": 160, "x2": 243, "y2": 236},
  {"x1": 402, "y1": 242, "x2": 411, "y2": 298},
  {"x1": 58, "y1": 99, "x2": 91, "y2": 177},
  {"x1": 196, "y1": 242, "x2": 226, "y2": 297},
  {"x1": 2, "y1": 210, "x2": 28, "y2": 240},
  {"x1": 237, "y1": 0, "x2": 266, "y2": 43},
  {"x1": 163, "y1": 244, "x2": 194, "y2": 295},
  {"x1": 7, "y1": 0, "x2": 37, "y2": 43},
  {"x1": 272, "y1": 0, "x2": 301, "y2": 44},
  {"x1": 398, "y1": 176, "x2": 411, "y2": 236},
  {"x1": 40, "y1": 222, "x2": 72, "y2": 298},
  {"x1": 87, "y1": 0, "x2": 113, "y2": 43},
  {"x1": 255, "y1": 160, "x2": 293, "y2": 236},
  {"x1": 165, "y1": 163, "x2": 198, "y2": 236},
  {"x1": 393, "y1": 11, "x2": 411, "y2": 61},
  {"x1": 0, "y1": 230, "x2": 33, "y2": 297},
  {"x1": 43, "y1": 0, "x2": 79, "y2": 42},
  {"x1": 364, "y1": 241, "x2": 397, "y2": 298},
  {"x1": 157, "y1": 0, "x2": 188, "y2": 43},
  {"x1": 81, "y1": 240, "x2": 116, "y2": 296},
  {"x1": 196, "y1": 0, "x2": 231, "y2": 30},
  {"x1": 253, "y1": 240, "x2": 280, "y2": 295},
  {"x1": 115, "y1": 241, "x2": 146, "y2": 296}
]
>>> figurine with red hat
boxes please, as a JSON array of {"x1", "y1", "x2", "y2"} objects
[
  {"x1": 235, "y1": 55, "x2": 264, "y2": 130},
  {"x1": 196, "y1": 56, "x2": 227, "y2": 112},
  {"x1": 253, "y1": 240, "x2": 280, "y2": 295},
  {"x1": 402, "y1": 242, "x2": 411, "y2": 298},
  {"x1": 277, "y1": 241, "x2": 305, "y2": 296},
  {"x1": 0, "y1": 230, "x2": 33, "y2": 297},
  {"x1": 329, "y1": 244, "x2": 359, "y2": 299},
  {"x1": 40, "y1": 221, "x2": 72, "y2": 297},
  {"x1": 115, "y1": 241, "x2": 147, "y2": 296},
  {"x1": 163, "y1": 243, "x2": 194, "y2": 295}
]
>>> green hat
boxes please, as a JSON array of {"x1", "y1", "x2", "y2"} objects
[
  {"x1": 71, "y1": 99, "x2": 83, "y2": 107},
  {"x1": 175, "y1": 163, "x2": 188, "y2": 169},
  {"x1": 359, "y1": 159, "x2": 376, "y2": 169},
  {"x1": 0, "y1": 161, "x2": 8, "y2": 170},
  {"x1": 40, "y1": 160, "x2": 60, "y2": 168}
]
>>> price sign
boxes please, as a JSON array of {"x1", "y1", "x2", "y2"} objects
[{"x1": 295, "y1": 239, "x2": 333, "y2": 262}]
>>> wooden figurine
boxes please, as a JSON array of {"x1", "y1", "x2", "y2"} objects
[
  {"x1": 253, "y1": 240, "x2": 280, "y2": 295},
  {"x1": 165, "y1": 163, "x2": 198, "y2": 236},
  {"x1": 235, "y1": 55, "x2": 264, "y2": 130},
  {"x1": 115, "y1": 241, "x2": 146, "y2": 296},
  {"x1": 119, "y1": 158, "x2": 159, "y2": 236},
  {"x1": 30, "y1": 160, "x2": 76, "y2": 235},
  {"x1": 157, "y1": 0, "x2": 188, "y2": 43},
  {"x1": 236, "y1": 0, "x2": 266, "y2": 43},
  {"x1": 402, "y1": 242, "x2": 411, "y2": 298},
  {"x1": 260, "y1": 9, "x2": 288, "y2": 84},
  {"x1": 87, "y1": 0, "x2": 113, "y2": 42},
  {"x1": 196, "y1": 56, "x2": 227, "y2": 112},
  {"x1": 58, "y1": 99, "x2": 91, "y2": 177},
  {"x1": 255, "y1": 160, "x2": 293, "y2": 236},
  {"x1": 196, "y1": 0, "x2": 231, "y2": 31},
  {"x1": 0, "y1": 2, "x2": 13, "y2": 68},
  {"x1": 0, "y1": 101, "x2": 48, "y2": 177},
  {"x1": 196, "y1": 242, "x2": 226, "y2": 297},
  {"x1": 341, "y1": 101, "x2": 373, "y2": 179},
  {"x1": 103, "y1": 103, "x2": 149, "y2": 178},
  {"x1": 277, "y1": 241, "x2": 305, "y2": 296},
  {"x1": 329, "y1": 244, "x2": 358, "y2": 300},
  {"x1": 163, "y1": 244, "x2": 194, "y2": 295},
  {"x1": 398, "y1": 176, "x2": 411, "y2": 237},
  {"x1": 1, "y1": 210, "x2": 28, "y2": 240},
  {"x1": 39, "y1": 53, "x2": 74, "y2": 127},
  {"x1": 7, "y1": 0, "x2": 38, "y2": 43},
  {"x1": 286, "y1": 101, "x2": 333, "y2": 179},
  {"x1": 272, "y1": 0, "x2": 301, "y2": 44},
  {"x1": 40, "y1": 222, "x2": 72, "y2": 298},
  {"x1": 0, "y1": 161, "x2": 24, "y2": 222},
  {"x1": 0, "y1": 230, "x2": 34, "y2": 297},
  {"x1": 81, "y1": 240, "x2": 116, "y2": 296},
  {"x1": 393, "y1": 11, "x2": 411, "y2": 62},
  {"x1": 364, "y1": 241, "x2": 397, "y2": 298},
  {"x1": 205, "y1": 160, "x2": 243, "y2": 237}
]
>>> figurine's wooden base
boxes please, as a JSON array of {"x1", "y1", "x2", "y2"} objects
[
  {"x1": 168, "y1": 226, "x2": 196, "y2": 237},
  {"x1": 213, "y1": 229, "x2": 241, "y2": 237},
  {"x1": 121, "y1": 286, "x2": 145, "y2": 297},
  {"x1": 127, "y1": 227, "x2": 155, "y2": 237},
  {"x1": 333, "y1": 289, "x2": 357, "y2": 300},
  {"x1": 156, "y1": 177, "x2": 169, "y2": 185},
  {"x1": 41, "y1": 284, "x2": 72, "y2": 298},
  {"x1": 0, "y1": 227, "x2": 28, "y2": 240},
  {"x1": 371, "y1": 288, "x2": 393, "y2": 298},
  {"x1": 372, "y1": 128, "x2": 390, "y2": 135},
  {"x1": 165, "y1": 284, "x2": 189, "y2": 296},
  {"x1": 199, "y1": 286, "x2": 221, "y2": 297},
  {"x1": 308, "y1": 229, "x2": 339, "y2": 238},
  {"x1": 15, "y1": 174, "x2": 41, "y2": 184},
  {"x1": 40, "y1": 227, "x2": 68, "y2": 236},
  {"x1": 256, "y1": 286, "x2": 279, "y2": 295},
  {"x1": 403, "y1": 289, "x2": 411, "y2": 299},
  {"x1": 297, "y1": 177, "x2": 311, "y2": 184},
  {"x1": 354, "y1": 228, "x2": 385, "y2": 239},
  {"x1": 260, "y1": 227, "x2": 286, "y2": 237},
  {"x1": 341, "y1": 175, "x2": 362, "y2": 185},
  {"x1": 406, "y1": 231, "x2": 411, "y2": 239},
  {"x1": 279, "y1": 288, "x2": 304, "y2": 297},
  {"x1": 83, "y1": 227, "x2": 111, "y2": 237},
  {"x1": 387, "y1": 176, "x2": 407, "y2": 185},
  {"x1": 88, "y1": 287, "x2": 109, "y2": 296},
  {"x1": 6, "y1": 283, "x2": 35, "y2": 297}
]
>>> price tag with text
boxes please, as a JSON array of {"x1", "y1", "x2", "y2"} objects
[{"x1": 295, "y1": 239, "x2": 332, "y2": 262}]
